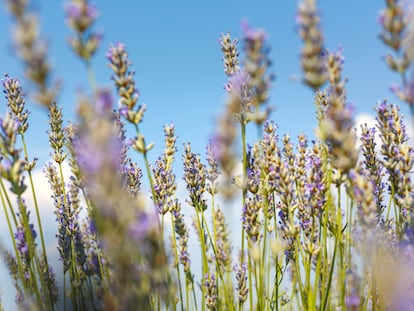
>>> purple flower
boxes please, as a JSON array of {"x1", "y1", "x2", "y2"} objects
[
  {"x1": 129, "y1": 210, "x2": 159, "y2": 242},
  {"x1": 0, "y1": 157, "x2": 12, "y2": 172},
  {"x1": 225, "y1": 70, "x2": 249, "y2": 95},
  {"x1": 208, "y1": 134, "x2": 225, "y2": 163},
  {"x1": 234, "y1": 263, "x2": 248, "y2": 303},
  {"x1": 74, "y1": 136, "x2": 104, "y2": 175},
  {"x1": 206, "y1": 139, "x2": 219, "y2": 166},
  {"x1": 65, "y1": 3, "x2": 82, "y2": 19},
  {"x1": 219, "y1": 35, "x2": 237, "y2": 49},
  {"x1": 15, "y1": 224, "x2": 37, "y2": 257},
  {"x1": 0, "y1": 115, "x2": 20, "y2": 136},
  {"x1": 65, "y1": 1, "x2": 98, "y2": 20},
  {"x1": 331, "y1": 46, "x2": 345, "y2": 66},
  {"x1": 241, "y1": 20, "x2": 267, "y2": 42},
  {"x1": 85, "y1": 3, "x2": 98, "y2": 19},
  {"x1": 74, "y1": 101, "x2": 123, "y2": 177},
  {"x1": 105, "y1": 42, "x2": 125, "y2": 63},
  {"x1": 183, "y1": 143, "x2": 207, "y2": 210},
  {"x1": 2, "y1": 74, "x2": 18, "y2": 91},
  {"x1": 96, "y1": 88, "x2": 113, "y2": 113},
  {"x1": 206, "y1": 139, "x2": 220, "y2": 184},
  {"x1": 345, "y1": 293, "x2": 361, "y2": 309},
  {"x1": 390, "y1": 80, "x2": 414, "y2": 105},
  {"x1": 361, "y1": 126, "x2": 376, "y2": 143},
  {"x1": 152, "y1": 158, "x2": 176, "y2": 214},
  {"x1": 64, "y1": 0, "x2": 99, "y2": 34},
  {"x1": 377, "y1": 99, "x2": 387, "y2": 114},
  {"x1": 203, "y1": 273, "x2": 218, "y2": 310},
  {"x1": 377, "y1": 10, "x2": 386, "y2": 27}
]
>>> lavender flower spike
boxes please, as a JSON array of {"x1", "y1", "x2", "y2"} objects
[
  {"x1": 297, "y1": 0, "x2": 327, "y2": 90},
  {"x1": 107, "y1": 42, "x2": 146, "y2": 125},
  {"x1": 65, "y1": 0, "x2": 102, "y2": 60}
]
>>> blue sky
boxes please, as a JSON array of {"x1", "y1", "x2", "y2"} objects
[
  {"x1": 0, "y1": 0, "x2": 408, "y2": 308},
  {"x1": 0, "y1": 1, "x2": 401, "y2": 163}
]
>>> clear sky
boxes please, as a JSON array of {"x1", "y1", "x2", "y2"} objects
[
  {"x1": 0, "y1": 1, "x2": 402, "y2": 163},
  {"x1": 0, "y1": 0, "x2": 408, "y2": 309}
]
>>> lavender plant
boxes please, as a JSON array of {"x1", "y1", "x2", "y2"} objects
[{"x1": 1, "y1": 0, "x2": 414, "y2": 310}]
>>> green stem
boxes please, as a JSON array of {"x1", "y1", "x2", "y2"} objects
[
  {"x1": 306, "y1": 254, "x2": 313, "y2": 310},
  {"x1": 21, "y1": 136, "x2": 47, "y2": 256},
  {"x1": 275, "y1": 255, "x2": 279, "y2": 311},
  {"x1": 240, "y1": 121, "x2": 253, "y2": 311},
  {"x1": 322, "y1": 235, "x2": 338, "y2": 311},
  {"x1": 254, "y1": 261, "x2": 260, "y2": 310},
  {"x1": 170, "y1": 213, "x2": 184, "y2": 311},
  {"x1": 241, "y1": 121, "x2": 247, "y2": 264},
  {"x1": 195, "y1": 208, "x2": 207, "y2": 311},
  {"x1": 247, "y1": 255, "x2": 254, "y2": 311},
  {"x1": 261, "y1": 192, "x2": 269, "y2": 308},
  {"x1": 85, "y1": 60, "x2": 97, "y2": 92},
  {"x1": 133, "y1": 124, "x2": 157, "y2": 201},
  {"x1": 0, "y1": 179, "x2": 18, "y2": 227},
  {"x1": 294, "y1": 238, "x2": 305, "y2": 309}
]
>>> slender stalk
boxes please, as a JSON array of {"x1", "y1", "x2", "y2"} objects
[
  {"x1": 185, "y1": 283, "x2": 189, "y2": 311},
  {"x1": 170, "y1": 213, "x2": 184, "y2": 311},
  {"x1": 195, "y1": 208, "x2": 207, "y2": 311},
  {"x1": 254, "y1": 260, "x2": 261, "y2": 309},
  {"x1": 336, "y1": 185, "x2": 346, "y2": 309},
  {"x1": 132, "y1": 124, "x2": 157, "y2": 201},
  {"x1": 294, "y1": 238, "x2": 305, "y2": 309},
  {"x1": 0, "y1": 179, "x2": 18, "y2": 227},
  {"x1": 247, "y1": 254, "x2": 254, "y2": 311},
  {"x1": 262, "y1": 191, "x2": 269, "y2": 303},
  {"x1": 322, "y1": 235, "x2": 338, "y2": 311},
  {"x1": 21, "y1": 136, "x2": 48, "y2": 257},
  {"x1": 318, "y1": 144, "x2": 332, "y2": 310},
  {"x1": 275, "y1": 255, "x2": 279, "y2": 311},
  {"x1": 306, "y1": 254, "x2": 314, "y2": 310},
  {"x1": 85, "y1": 60, "x2": 97, "y2": 92},
  {"x1": 240, "y1": 121, "x2": 248, "y2": 264}
]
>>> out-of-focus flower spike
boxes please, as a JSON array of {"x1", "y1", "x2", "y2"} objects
[
  {"x1": 5, "y1": 0, "x2": 59, "y2": 107},
  {"x1": 65, "y1": 0, "x2": 102, "y2": 61},
  {"x1": 297, "y1": 0, "x2": 327, "y2": 90}
]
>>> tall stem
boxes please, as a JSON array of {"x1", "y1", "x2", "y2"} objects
[
  {"x1": 85, "y1": 60, "x2": 97, "y2": 92},
  {"x1": 241, "y1": 121, "x2": 247, "y2": 263}
]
